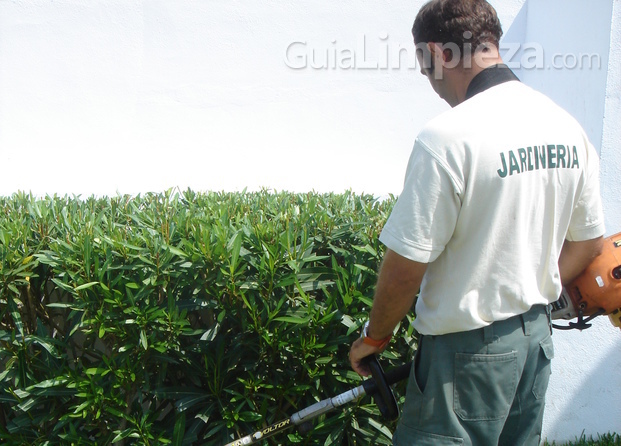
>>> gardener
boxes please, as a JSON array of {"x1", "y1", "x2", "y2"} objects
[{"x1": 348, "y1": 0, "x2": 605, "y2": 444}]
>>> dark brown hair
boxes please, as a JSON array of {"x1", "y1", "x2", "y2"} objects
[{"x1": 412, "y1": 0, "x2": 503, "y2": 52}]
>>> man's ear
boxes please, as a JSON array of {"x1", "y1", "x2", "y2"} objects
[
  {"x1": 428, "y1": 42, "x2": 453, "y2": 66},
  {"x1": 427, "y1": 42, "x2": 442, "y2": 59}
]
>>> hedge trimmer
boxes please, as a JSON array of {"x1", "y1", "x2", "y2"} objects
[
  {"x1": 222, "y1": 356, "x2": 411, "y2": 446},
  {"x1": 551, "y1": 231, "x2": 621, "y2": 330}
]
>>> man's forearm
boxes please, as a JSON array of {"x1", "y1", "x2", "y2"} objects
[
  {"x1": 349, "y1": 248, "x2": 427, "y2": 376},
  {"x1": 558, "y1": 236, "x2": 604, "y2": 285},
  {"x1": 367, "y1": 249, "x2": 427, "y2": 339}
]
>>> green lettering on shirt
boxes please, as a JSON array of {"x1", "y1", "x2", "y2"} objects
[
  {"x1": 496, "y1": 144, "x2": 581, "y2": 178},
  {"x1": 547, "y1": 145, "x2": 556, "y2": 168},
  {"x1": 509, "y1": 150, "x2": 520, "y2": 176},
  {"x1": 518, "y1": 148, "x2": 528, "y2": 173},
  {"x1": 537, "y1": 145, "x2": 546, "y2": 169},
  {"x1": 557, "y1": 145, "x2": 566, "y2": 168},
  {"x1": 572, "y1": 146, "x2": 580, "y2": 168}
]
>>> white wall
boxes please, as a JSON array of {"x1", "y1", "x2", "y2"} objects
[
  {"x1": 502, "y1": 0, "x2": 612, "y2": 152},
  {"x1": 601, "y1": 0, "x2": 621, "y2": 239},
  {"x1": 1, "y1": 1, "x2": 620, "y2": 443},
  {"x1": 0, "y1": 0, "x2": 445, "y2": 196}
]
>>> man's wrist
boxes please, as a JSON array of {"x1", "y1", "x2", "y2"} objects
[{"x1": 361, "y1": 321, "x2": 392, "y2": 350}]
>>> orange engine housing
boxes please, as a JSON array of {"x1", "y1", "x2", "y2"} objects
[{"x1": 564, "y1": 232, "x2": 621, "y2": 317}]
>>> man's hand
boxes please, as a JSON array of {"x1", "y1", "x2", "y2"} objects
[{"x1": 349, "y1": 338, "x2": 383, "y2": 376}]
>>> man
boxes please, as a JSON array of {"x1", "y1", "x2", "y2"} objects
[{"x1": 349, "y1": 0, "x2": 605, "y2": 445}]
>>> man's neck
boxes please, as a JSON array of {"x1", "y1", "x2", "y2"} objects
[
  {"x1": 453, "y1": 55, "x2": 504, "y2": 105},
  {"x1": 464, "y1": 62, "x2": 520, "y2": 101}
]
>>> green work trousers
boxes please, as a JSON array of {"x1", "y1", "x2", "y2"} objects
[{"x1": 393, "y1": 305, "x2": 554, "y2": 446}]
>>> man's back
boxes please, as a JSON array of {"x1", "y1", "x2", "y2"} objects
[{"x1": 380, "y1": 79, "x2": 604, "y2": 335}]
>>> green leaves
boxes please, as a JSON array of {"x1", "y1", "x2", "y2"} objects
[{"x1": 0, "y1": 189, "x2": 411, "y2": 445}]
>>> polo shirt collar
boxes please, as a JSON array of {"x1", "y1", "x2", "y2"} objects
[{"x1": 465, "y1": 64, "x2": 520, "y2": 100}]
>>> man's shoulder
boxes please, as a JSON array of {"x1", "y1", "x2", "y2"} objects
[{"x1": 418, "y1": 80, "x2": 585, "y2": 148}]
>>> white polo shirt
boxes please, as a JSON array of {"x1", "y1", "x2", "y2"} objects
[{"x1": 380, "y1": 79, "x2": 605, "y2": 336}]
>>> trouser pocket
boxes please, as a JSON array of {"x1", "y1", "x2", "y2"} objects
[
  {"x1": 393, "y1": 423, "x2": 464, "y2": 446},
  {"x1": 532, "y1": 334, "x2": 554, "y2": 399},
  {"x1": 453, "y1": 351, "x2": 518, "y2": 421}
]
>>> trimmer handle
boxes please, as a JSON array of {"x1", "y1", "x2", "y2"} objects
[{"x1": 361, "y1": 356, "x2": 407, "y2": 421}]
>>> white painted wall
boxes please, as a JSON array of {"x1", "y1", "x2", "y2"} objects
[
  {"x1": 0, "y1": 0, "x2": 444, "y2": 196},
  {"x1": 601, "y1": 0, "x2": 621, "y2": 240},
  {"x1": 1, "y1": 1, "x2": 619, "y2": 442},
  {"x1": 503, "y1": 0, "x2": 612, "y2": 153}
]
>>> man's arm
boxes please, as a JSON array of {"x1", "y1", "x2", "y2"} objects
[
  {"x1": 349, "y1": 248, "x2": 427, "y2": 376},
  {"x1": 558, "y1": 236, "x2": 604, "y2": 285}
]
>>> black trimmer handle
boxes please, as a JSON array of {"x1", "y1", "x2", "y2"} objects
[{"x1": 361, "y1": 356, "x2": 411, "y2": 421}]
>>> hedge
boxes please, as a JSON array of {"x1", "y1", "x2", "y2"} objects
[{"x1": 0, "y1": 189, "x2": 417, "y2": 445}]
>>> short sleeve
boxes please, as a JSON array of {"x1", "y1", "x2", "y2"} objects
[
  {"x1": 379, "y1": 140, "x2": 462, "y2": 263},
  {"x1": 566, "y1": 143, "x2": 605, "y2": 241}
]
